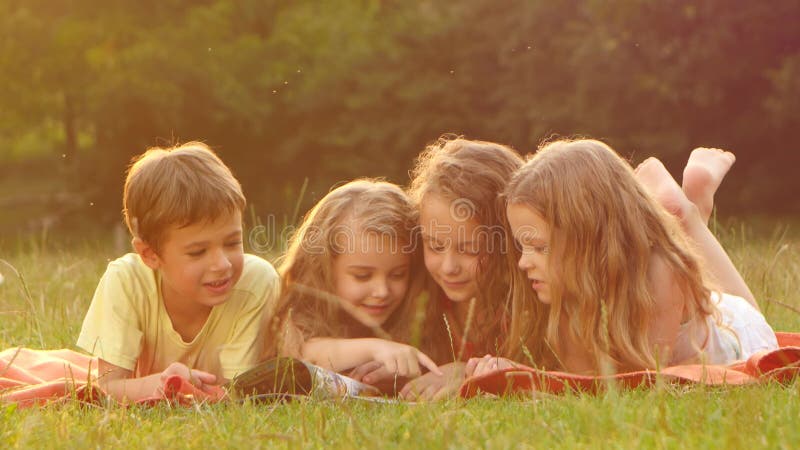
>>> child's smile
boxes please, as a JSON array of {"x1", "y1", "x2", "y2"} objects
[
  {"x1": 419, "y1": 194, "x2": 483, "y2": 302},
  {"x1": 203, "y1": 277, "x2": 233, "y2": 295},
  {"x1": 150, "y1": 211, "x2": 245, "y2": 313},
  {"x1": 332, "y1": 233, "x2": 410, "y2": 327}
]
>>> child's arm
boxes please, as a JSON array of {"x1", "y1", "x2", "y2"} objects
[
  {"x1": 399, "y1": 361, "x2": 466, "y2": 401},
  {"x1": 302, "y1": 338, "x2": 442, "y2": 378},
  {"x1": 465, "y1": 354, "x2": 520, "y2": 378},
  {"x1": 97, "y1": 359, "x2": 217, "y2": 403}
]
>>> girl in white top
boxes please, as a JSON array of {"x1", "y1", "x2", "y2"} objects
[
  {"x1": 636, "y1": 148, "x2": 777, "y2": 366},
  {"x1": 470, "y1": 140, "x2": 776, "y2": 376}
]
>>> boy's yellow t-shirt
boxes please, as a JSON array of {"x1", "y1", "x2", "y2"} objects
[{"x1": 77, "y1": 253, "x2": 279, "y2": 380}]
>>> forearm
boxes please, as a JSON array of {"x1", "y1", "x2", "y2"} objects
[
  {"x1": 98, "y1": 372, "x2": 165, "y2": 403},
  {"x1": 399, "y1": 362, "x2": 467, "y2": 401},
  {"x1": 96, "y1": 358, "x2": 220, "y2": 403},
  {"x1": 302, "y1": 338, "x2": 381, "y2": 372},
  {"x1": 439, "y1": 361, "x2": 467, "y2": 379}
]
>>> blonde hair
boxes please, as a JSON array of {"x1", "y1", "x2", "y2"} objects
[
  {"x1": 505, "y1": 139, "x2": 716, "y2": 371},
  {"x1": 408, "y1": 135, "x2": 544, "y2": 363},
  {"x1": 276, "y1": 179, "x2": 425, "y2": 342},
  {"x1": 123, "y1": 141, "x2": 245, "y2": 251}
]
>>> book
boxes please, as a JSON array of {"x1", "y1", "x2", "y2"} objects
[{"x1": 225, "y1": 357, "x2": 383, "y2": 401}]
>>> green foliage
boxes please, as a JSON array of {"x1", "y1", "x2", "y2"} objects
[{"x1": 0, "y1": 0, "x2": 799, "y2": 233}]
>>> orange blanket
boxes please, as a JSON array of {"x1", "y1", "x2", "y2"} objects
[
  {"x1": 459, "y1": 332, "x2": 800, "y2": 398},
  {"x1": 0, "y1": 348, "x2": 226, "y2": 408}
]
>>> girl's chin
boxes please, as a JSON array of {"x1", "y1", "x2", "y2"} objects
[
  {"x1": 361, "y1": 317, "x2": 389, "y2": 328},
  {"x1": 356, "y1": 307, "x2": 396, "y2": 327},
  {"x1": 442, "y1": 290, "x2": 478, "y2": 303}
]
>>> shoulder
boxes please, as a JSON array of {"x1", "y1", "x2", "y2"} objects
[
  {"x1": 106, "y1": 252, "x2": 152, "y2": 275},
  {"x1": 240, "y1": 253, "x2": 279, "y2": 286},
  {"x1": 231, "y1": 254, "x2": 281, "y2": 306},
  {"x1": 100, "y1": 253, "x2": 157, "y2": 293},
  {"x1": 647, "y1": 251, "x2": 676, "y2": 290},
  {"x1": 647, "y1": 251, "x2": 687, "y2": 313}
]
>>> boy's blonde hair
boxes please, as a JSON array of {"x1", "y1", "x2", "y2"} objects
[
  {"x1": 276, "y1": 179, "x2": 425, "y2": 342},
  {"x1": 408, "y1": 136, "x2": 544, "y2": 363},
  {"x1": 123, "y1": 141, "x2": 246, "y2": 251},
  {"x1": 505, "y1": 139, "x2": 716, "y2": 371}
]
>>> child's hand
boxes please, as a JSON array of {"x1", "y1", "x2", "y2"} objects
[
  {"x1": 465, "y1": 354, "x2": 518, "y2": 377},
  {"x1": 348, "y1": 361, "x2": 410, "y2": 395},
  {"x1": 349, "y1": 358, "x2": 431, "y2": 387},
  {"x1": 370, "y1": 341, "x2": 443, "y2": 379},
  {"x1": 349, "y1": 361, "x2": 389, "y2": 384},
  {"x1": 400, "y1": 362, "x2": 465, "y2": 401},
  {"x1": 160, "y1": 362, "x2": 218, "y2": 393}
]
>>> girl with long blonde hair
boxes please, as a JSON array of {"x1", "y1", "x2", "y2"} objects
[
  {"x1": 471, "y1": 139, "x2": 776, "y2": 375},
  {"x1": 389, "y1": 136, "x2": 546, "y2": 399},
  {"x1": 274, "y1": 179, "x2": 441, "y2": 379}
]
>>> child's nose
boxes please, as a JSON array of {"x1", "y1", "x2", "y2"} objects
[
  {"x1": 442, "y1": 252, "x2": 461, "y2": 275},
  {"x1": 372, "y1": 279, "x2": 389, "y2": 299},
  {"x1": 518, "y1": 253, "x2": 534, "y2": 271},
  {"x1": 210, "y1": 248, "x2": 232, "y2": 271}
]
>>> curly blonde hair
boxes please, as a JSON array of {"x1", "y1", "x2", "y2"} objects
[
  {"x1": 274, "y1": 179, "x2": 425, "y2": 347},
  {"x1": 408, "y1": 135, "x2": 546, "y2": 363}
]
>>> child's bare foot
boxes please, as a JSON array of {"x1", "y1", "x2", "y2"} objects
[
  {"x1": 635, "y1": 157, "x2": 698, "y2": 224},
  {"x1": 682, "y1": 148, "x2": 736, "y2": 225}
]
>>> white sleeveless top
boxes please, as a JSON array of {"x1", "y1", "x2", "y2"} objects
[{"x1": 671, "y1": 292, "x2": 778, "y2": 366}]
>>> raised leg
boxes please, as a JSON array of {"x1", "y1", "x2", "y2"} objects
[
  {"x1": 635, "y1": 157, "x2": 758, "y2": 310},
  {"x1": 681, "y1": 148, "x2": 736, "y2": 225}
]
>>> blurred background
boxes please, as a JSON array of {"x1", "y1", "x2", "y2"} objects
[{"x1": 1, "y1": 0, "x2": 799, "y2": 246}]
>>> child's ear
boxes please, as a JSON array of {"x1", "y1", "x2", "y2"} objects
[{"x1": 132, "y1": 237, "x2": 161, "y2": 270}]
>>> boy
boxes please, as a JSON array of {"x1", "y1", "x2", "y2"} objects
[{"x1": 77, "y1": 142, "x2": 280, "y2": 402}]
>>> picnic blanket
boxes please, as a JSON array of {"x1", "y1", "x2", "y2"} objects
[
  {"x1": 0, "y1": 348, "x2": 225, "y2": 408},
  {"x1": 459, "y1": 332, "x2": 800, "y2": 398},
  {"x1": 4, "y1": 333, "x2": 800, "y2": 406},
  {"x1": 0, "y1": 351, "x2": 382, "y2": 407}
]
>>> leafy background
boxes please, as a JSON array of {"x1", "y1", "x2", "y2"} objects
[{"x1": 1, "y1": 0, "x2": 799, "y2": 241}]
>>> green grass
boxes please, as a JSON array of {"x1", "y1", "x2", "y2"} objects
[
  {"x1": 1, "y1": 387, "x2": 799, "y2": 449},
  {"x1": 1, "y1": 219, "x2": 799, "y2": 449}
]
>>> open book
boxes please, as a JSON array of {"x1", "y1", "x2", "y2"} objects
[{"x1": 225, "y1": 357, "x2": 384, "y2": 400}]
